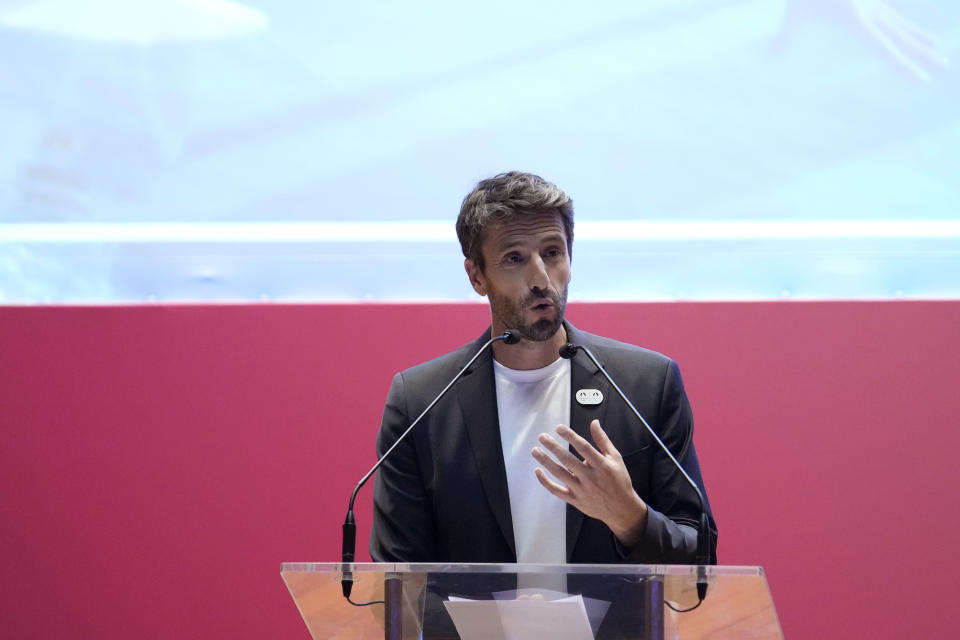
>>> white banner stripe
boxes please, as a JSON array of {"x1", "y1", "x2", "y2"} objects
[{"x1": 1, "y1": 220, "x2": 959, "y2": 243}]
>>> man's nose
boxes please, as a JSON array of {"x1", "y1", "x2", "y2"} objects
[{"x1": 527, "y1": 254, "x2": 549, "y2": 291}]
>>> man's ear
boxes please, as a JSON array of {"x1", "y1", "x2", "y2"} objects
[{"x1": 464, "y1": 258, "x2": 487, "y2": 296}]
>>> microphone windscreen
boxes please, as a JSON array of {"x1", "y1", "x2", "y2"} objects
[
  {"x1": 502, "y1": 330, "x2": 521, "y2": 344},
  {"x1": 558, "y1": 343, "x2": 578, "y2": 359}
]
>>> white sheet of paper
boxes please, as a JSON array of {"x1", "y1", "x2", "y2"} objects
[
  {"x1": 492, "y1": 588, "x2": 610, "y2": 636},
  {"x1": 443, "y1": 595, "x2": 595, "y2": 640}
]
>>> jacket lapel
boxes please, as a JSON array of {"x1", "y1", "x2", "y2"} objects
[
  {"x1": 456, "y1": 331, "x2": 516, "y2": 559},
  {"x1": 564, "y1": 325, "x2": 612, "y2": 560}
]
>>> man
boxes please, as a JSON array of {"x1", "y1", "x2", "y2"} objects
[{"x1": 370, "y1": 171, "x2": 717, "y2": 566}]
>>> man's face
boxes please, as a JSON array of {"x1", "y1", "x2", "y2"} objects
[{"x1": 465, "y1": 210, "x2": 571, "y2": 342}]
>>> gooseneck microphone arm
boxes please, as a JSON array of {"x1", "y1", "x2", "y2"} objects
[
  {"x1": 558, "y1": 342, "x2": 712, "y2": 604},
  {"x1": 341, "y1": 329, "x2": 520, "y2": 603}
]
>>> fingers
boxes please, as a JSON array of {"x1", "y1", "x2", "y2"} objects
[
  {"x1": 531, "y1": 444, "x2": 578, "y2": 485},
  {"x1": 589, "y1": 419, "x2": 622, "y2": 459},
  {"x1": 554, "y1": 423, "x2": 609, "y2": 465},
  {"x1": 533, "y1": 467, "x2": 568, "y2": 496},
  {"x1": 531, "y1": 426, "x2": 593, "y2": 506},
  {"x1": 536, "y1": 428, "x2": 590, "y2": 469},
  {"x1": 551, "y1": 420, "x2": 622, "y2": 462},
  {"x1": 534, "y1": 421, "x2": 621, "y2": 474},
  {"x1": 531, "y1": 420, "x2": 625, "y2": 500}
]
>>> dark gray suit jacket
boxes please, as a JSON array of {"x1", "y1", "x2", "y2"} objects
[{"x1": 370, "y1": 323, "x2": 717, "y2": 564}]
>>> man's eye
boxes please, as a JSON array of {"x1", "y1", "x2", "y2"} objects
[{"x1": 505, "y1": 253, "x2": 523, "y2": 264}]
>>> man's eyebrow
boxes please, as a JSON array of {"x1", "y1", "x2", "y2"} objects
[
  {"x1": 533, "y1": 234, "x2": 567, "y2": 250},
  {"x1": 493, "y1": 238, "x2": 525, "y2": 253},
  {"x1": 496, "y1": 233, "x2": 566, "y2": 252}
]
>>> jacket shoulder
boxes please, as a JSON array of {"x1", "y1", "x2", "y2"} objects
[
  {"x1": 395, "y1": 334, "x2": 489, "y2": 388},
  {"x1": 573, "y1": 329, "x2": 676, "y2": 371}
]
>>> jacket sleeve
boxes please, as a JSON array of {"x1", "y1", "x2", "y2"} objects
[
  {"x1": 368, "y1": 372, "x2": 439, "y2": 562},
  {"x1": 620, "y1": 359, "x2": 718, "y2": 564}
]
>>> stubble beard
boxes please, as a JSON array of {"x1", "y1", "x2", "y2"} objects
[{"x1": 492, "y1": 284, "x2": 568, "y2": 343}]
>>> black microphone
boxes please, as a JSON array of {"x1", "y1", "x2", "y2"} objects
[
  {"x1": 340, "y1": 329, "x2": 520, "y2": 601},
  {"x1": 559, "y1": 342, "x2": 712, "y2": 603}
]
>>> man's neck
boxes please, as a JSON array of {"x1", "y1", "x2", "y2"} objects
[{"x1": 491, "y1": 325, "x2": 567, "y2": 370}]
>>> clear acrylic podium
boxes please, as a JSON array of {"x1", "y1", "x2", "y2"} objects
[{"x1": 281, "y1": 563, "x2": 782, "y2": 639}]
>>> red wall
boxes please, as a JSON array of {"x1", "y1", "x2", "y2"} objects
[{"x1": 1, "y1": 301, "x2": 958, "y2": 638}]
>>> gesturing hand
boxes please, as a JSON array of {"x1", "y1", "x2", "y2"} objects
[{"x1": 532, "y1": 419, "x2": 648, "y2": 548}]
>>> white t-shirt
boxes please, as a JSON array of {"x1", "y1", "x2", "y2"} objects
[{"x1": 493, "y1": 356, "x2": 571, "y2": 564}]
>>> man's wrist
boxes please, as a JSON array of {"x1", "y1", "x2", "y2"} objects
[{"x1": 610, "y1": 494, "x2": 649, "y2": 549}]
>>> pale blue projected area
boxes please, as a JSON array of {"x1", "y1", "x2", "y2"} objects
[{"x1": 1, "y1": 0, "x2": 958, "y2": 302}]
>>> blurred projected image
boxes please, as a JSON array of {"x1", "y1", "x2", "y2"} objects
[
  {"x1": 0, "y1": 0, "x2": 957, "y2": 302},
  {"x1": 774, "y1": 0, "x2": 948, "y2": 83}
]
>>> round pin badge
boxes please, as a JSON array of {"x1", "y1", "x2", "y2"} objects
[{"x1": 575, "y1": 388, "x2": 603, "y2": 405}]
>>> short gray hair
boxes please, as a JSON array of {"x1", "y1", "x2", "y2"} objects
[{"x1": 456, "y1": 171, "x2": 574, "y2": 270}]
